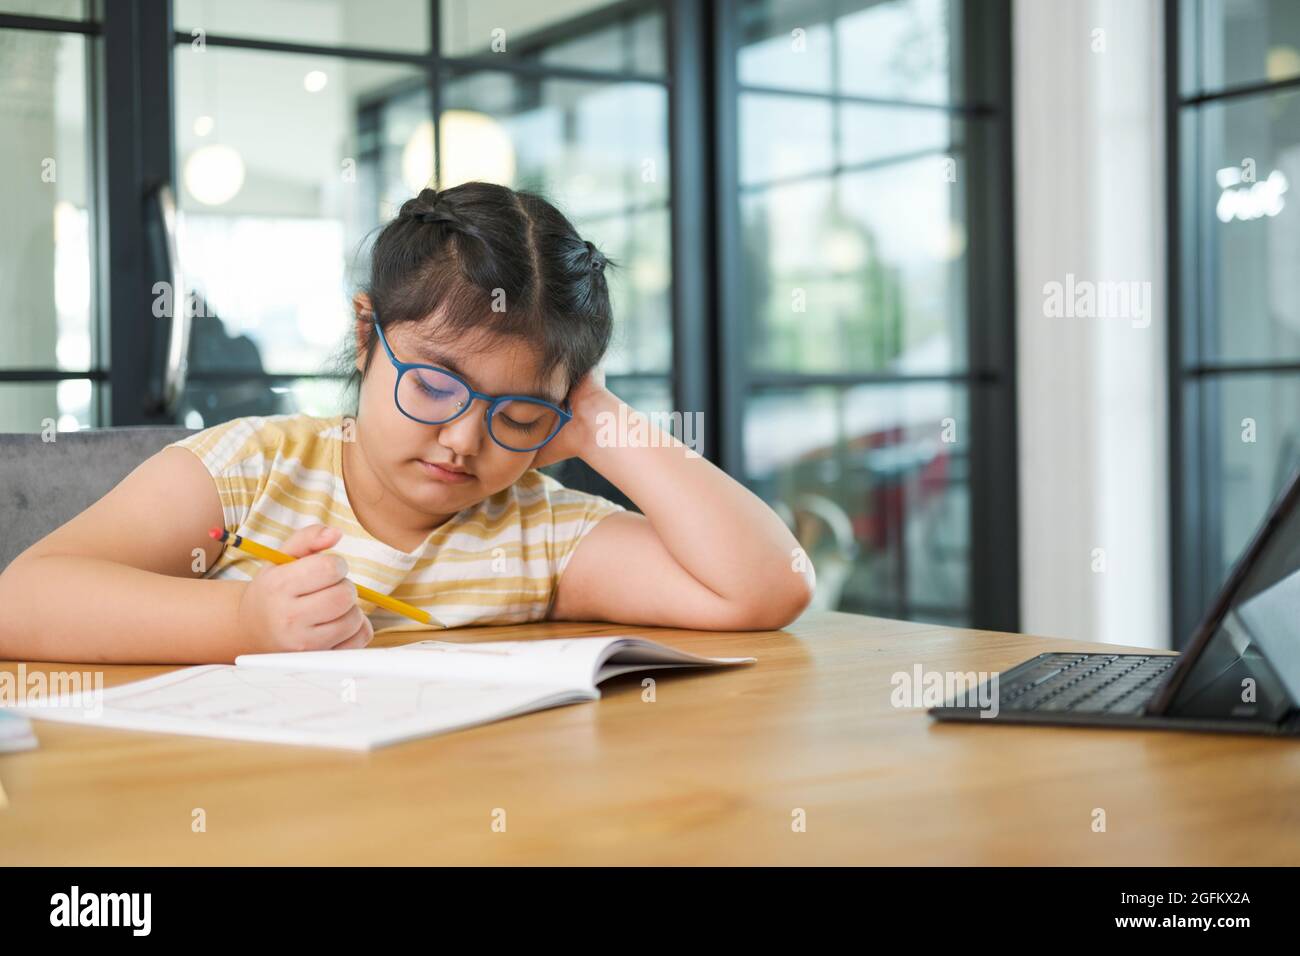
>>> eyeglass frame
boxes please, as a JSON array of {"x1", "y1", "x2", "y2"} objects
[{"x1": 370, "y1": 316, "x2": 573, "y2": 452}]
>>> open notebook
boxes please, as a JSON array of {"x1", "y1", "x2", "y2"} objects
[{"x1": 4, "y1": 638, "x2": 755, "y2": 751}]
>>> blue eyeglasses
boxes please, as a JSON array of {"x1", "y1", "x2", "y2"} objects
[{"x1": 372, "y1": 318, "x2": 572, "y2": 452}]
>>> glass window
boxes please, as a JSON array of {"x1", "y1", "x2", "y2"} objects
[
  {"x1": 440, "y1": 0, "x2": 665, "y2": 76},
  {"x1": 0, "y1": 379, "x2": 96, "y2": 432},
  {"x1": 839, "y1": 103, "x2": 960, "y2": 167},
  {"x1": 730, "y1": 0, "x2": 1005, "y2": 627},
  {"x1": 182, "y1": 376, "x2": 351, "y2": 430},
  {"x1": 836, "y1": 0, "x2": 962, "y2": 105},
  {"x1": 442, "y1": 69, "x2": 671, "y2": 374},
  {"x1": 0, "y1": 29, "x2": 96, "y2": 373},
  {"x1": 173, "y1": 44, "x2": 427, "y2": 423},
  {"x1": 739, "y1": 122, "x2": 967, "y2": 377},
  {"x1": 442, "y1": 71, "x2": 669, "y2": 213},
  {"x1": 744, "y1": 383, "x2": 970, "y2": 620},
  {"x1": 537, "y1": 10, "x2": 664, "y2": 76},
  {"x1": 836, "y1": 160, "x2": 967, "y2": 370},
  {"x1": 174, "y1": 0, "x2": 430, "y2": 54},
  {"x1": 0, "y1": 1, "x2": 672, "y2": 437},
  {"x1": 737, "y1": 0, "x2": 834, "y2": 93},
  {"x1": 1195, "y1": 89, "x2": 1300, "y2": 364},
  {"x1": 606, "y1": 376, "x2": 674, "y2": 421},
  {"x1": 1188, "y1": 0, "x2": 1300, "y2": 95},
  {"x1": 168, "y1": 2, "x2": 673, "y2": 429},
  {"x1": 580, "y1": 207, "x2": 671, "y2": 376},
  {"x1": 1208, "y1": 374, "x2": 1300, "y2": 588},
  {"x1": 1176, "y1": 0, "x2": 1300, "y2": 636},
  {"x1": 0, "y1": 0, "x2": 86, "y2": 16},
  {"x1": 739, "y1": 93, "x2": 833, "y2": 186}
]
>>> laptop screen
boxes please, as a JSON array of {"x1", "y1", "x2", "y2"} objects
[{"x1": 1160, "y1": 474, "x2": 1300, "y2": 721}]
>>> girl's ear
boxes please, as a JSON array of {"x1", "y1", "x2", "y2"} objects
[{"x1": 352, "y1": 293, "x2": 373, "y2": 371}]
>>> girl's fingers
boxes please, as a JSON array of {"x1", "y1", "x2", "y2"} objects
[
  {"x1": 298, "y1": 579, "x2": 360, "y2": 624},
  {"x1": 279, "y1": 553, "x2": 351, "y2": 598},
  {"x1": 309, "y1": 602, "x2": 366, "y2": 642},
  {"x1": 331, "y1": 616, "x2": 374, "y2": 650}
]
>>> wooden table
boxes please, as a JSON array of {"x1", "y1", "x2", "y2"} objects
[{"x1": 3, "y1": 610, "x2": 1299, "y2": 865}]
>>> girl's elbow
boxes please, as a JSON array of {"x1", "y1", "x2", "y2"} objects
[
  {"x1": 779, "y1": 552, "x2": 817, "y2": 620},
  {"x1": 732, "y1": 564, "x2": 816, "y2": 631},
  {"x1": 766, "y1": 578, "x2": 816, "y2": 629}
]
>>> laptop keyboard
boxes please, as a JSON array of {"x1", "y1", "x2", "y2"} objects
[{"x1": 997, "y1": 653, "x2": 1177, "y2": 715}]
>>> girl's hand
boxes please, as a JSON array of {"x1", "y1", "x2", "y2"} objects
[
  {"x1": 530, "y1": 367, "x2": 617, "y2": 469},
  {"x1": 236, "y1": 524, "x2": 374, "y2": 653}
]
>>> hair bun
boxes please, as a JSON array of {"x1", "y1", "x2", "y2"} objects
[
  {"x1": 584, "y1": 240, "x2": 606, "y2": 275},
  {"x1": 413, "y1": 208, "x2": 456, "y2": 226},
  {"x1": 407, "y1": 194, "x2": 482, "y2": 241}
]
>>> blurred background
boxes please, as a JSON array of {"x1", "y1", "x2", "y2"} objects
[{"x1": 1, "y1": 0, "x2": 1296, "y2": 651}]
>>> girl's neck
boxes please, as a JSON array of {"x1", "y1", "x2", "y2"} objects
[{"x1": 340, "y1": 432, "x2": 456, "y2": 553}]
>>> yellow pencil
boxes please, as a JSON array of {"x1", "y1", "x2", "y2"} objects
[{"x1": 209, "y1": 527, "x2": 436, "y2": 627}]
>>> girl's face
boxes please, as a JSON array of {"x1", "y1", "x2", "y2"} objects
[{"x1": 351, "y1": 309, "x2": 568, "y2": 521}]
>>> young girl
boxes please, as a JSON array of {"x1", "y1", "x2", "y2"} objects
[{"x1": 0, "y1": 182, "x2": 814, "y2": 664}]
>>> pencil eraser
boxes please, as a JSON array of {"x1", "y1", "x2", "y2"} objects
[{"x1": 208, "y1": 527, "x2": 223, "y2": 540}]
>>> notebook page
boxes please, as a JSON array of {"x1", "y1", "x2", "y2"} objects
[
  {"x1": 5, "y1": 665, "x2": 588, "y2": 751},
  {"x1": 238, "y1": 637, "x2": 757, "y2": 690},
  {"x1": 236, "y1": 637, "x2": 626, "y2": 689},
  {"x1": 593, "y1": 640, "x2": 756, "y2": 683}
]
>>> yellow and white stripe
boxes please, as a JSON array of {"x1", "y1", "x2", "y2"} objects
[{"x1": 170, "y1": 413, "x2": 625, "y2": 632}]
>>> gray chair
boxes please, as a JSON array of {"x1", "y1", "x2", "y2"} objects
[{"x1": 0, "y1": 427, "x2": 196, "y2": 572}]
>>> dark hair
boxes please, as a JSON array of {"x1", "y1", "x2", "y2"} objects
[{"x1": 339, "y1": 181, "x2": 616, "y2": 410}]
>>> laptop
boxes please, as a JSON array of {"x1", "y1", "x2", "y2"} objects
[{"x1": 929, "y1": 469, "x2": 1300, "y2": 736}]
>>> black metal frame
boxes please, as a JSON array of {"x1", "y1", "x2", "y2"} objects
[
  {"x1": 0, "y1": 12, "x2": 97, "y2": 34},
  {"x1": 1166, "y1": 0, "x2": 1195, "y2": 652},
  {"x1": 103, "y1": 0, "x2": 174, "y2": 426},
  {"x1": 666, "y1": 0, "x2": 716, "y2": 461},
  {"x1": 964, "y1": 0, "x2": 1019, "y2": 631},
  {"x1": 710, "y1": 0, "x2": 1019, "y2": 630},
  {"x1": 711, "y1": 0, "x2": 744, "y2": 479}
]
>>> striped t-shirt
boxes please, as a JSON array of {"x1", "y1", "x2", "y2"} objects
[{"x1": 169, "y1": 412, "x2": 626, "y2": 634}]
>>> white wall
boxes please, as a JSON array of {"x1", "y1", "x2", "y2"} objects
[{"x1": 1013, "y1": 0, "x2": 1170, "y2": 648}]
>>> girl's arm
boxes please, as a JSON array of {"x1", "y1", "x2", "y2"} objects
[
  {"x1": 0, "y1": 447, "x2": 367, "y2": 665},
  {"x1": 0, "y1": 448, "x2": 256, "y2": 663},
  {"x1": 542, "y1": 382, "x2": 816, "y2": 630}
]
